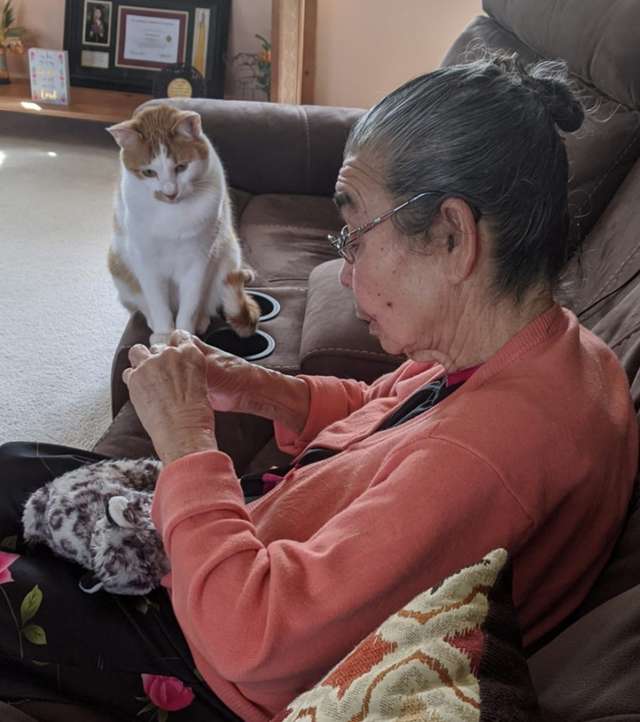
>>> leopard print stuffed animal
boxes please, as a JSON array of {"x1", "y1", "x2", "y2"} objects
[{"x1": 22, "y1": 458, "x2": 168, "y2": 595}]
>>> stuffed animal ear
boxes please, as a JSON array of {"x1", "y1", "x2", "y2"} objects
[
  {"x1": 106, "y1": 496, "x2": 135, "y2": 529},
  {"x1": 172, "y1": 111, "x2": 203, "y2": 140},
  {"x1": 107, "y1": 121, "x2": 142, "y2": 149}
]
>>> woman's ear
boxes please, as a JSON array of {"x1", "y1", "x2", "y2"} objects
[{"x1": 438, "y1": 198, "x2": 481, "y2": 284}]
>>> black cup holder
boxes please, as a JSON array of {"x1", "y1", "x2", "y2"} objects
[
  {"x1": 202, "y1": 327, "x2": 276, "y2": 361},
  {"x1": 247, "y1": 290, "x2": 280, "y2": 322}
]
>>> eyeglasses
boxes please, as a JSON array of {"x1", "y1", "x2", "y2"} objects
[{"x1": 328, "y1": 191, "x2": 479, "y2": 264}]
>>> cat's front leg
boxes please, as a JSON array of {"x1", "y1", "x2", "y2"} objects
[
  {"x1": 176, "y1": 267, "x2": 208, "y2": 335},
  {"x1": 137, "y1": 273, "x2": 175, "y2": 346}
]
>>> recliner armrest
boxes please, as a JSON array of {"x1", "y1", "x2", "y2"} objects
[{"x1": 136, "y1": 98, "x2": 364, "y2": 197}]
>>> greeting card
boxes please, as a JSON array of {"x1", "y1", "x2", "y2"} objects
[{"x1": 29, "y1": 48, "x2": 70, "y2": 105}]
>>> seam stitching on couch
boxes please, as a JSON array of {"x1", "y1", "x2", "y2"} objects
[
  {"x1": 582, "y1": 127, "x2": 640, "y2": 300},
  {"x1": 595, "y1": 235, "x2": 640, "y2": 300},
  {"x1": 584, "y1": 124, "x2": 640, "y2": 211},
  {"x1": 611, "y1": 325, "x2": 640, "y2": 352}
]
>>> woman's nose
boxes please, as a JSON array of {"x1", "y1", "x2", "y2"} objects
[{"x1": 339, "y1": 259, "x2": 353, "y2": 288}]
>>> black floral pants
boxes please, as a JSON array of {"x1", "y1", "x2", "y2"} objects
[{"x1": 0, "y1": 442, "x2": 242, "y2": 722}]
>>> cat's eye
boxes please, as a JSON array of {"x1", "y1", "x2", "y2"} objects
[
  {"x1": 141, "y1": 169, "x2": 157, "y2": 178},
  {"x1": 174, "y1": 163, "x2": 188, "y2": 174}
]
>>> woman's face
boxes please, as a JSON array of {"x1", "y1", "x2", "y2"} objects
[
  {"x1": 93, "y1": 7, "x2": 103, "y2": 21},
  {"x1": 335, "y1": 155, "x2": 455, "y2": 363}
]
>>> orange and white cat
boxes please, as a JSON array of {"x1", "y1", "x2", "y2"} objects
[{"x1": 107, "y1": 104, "x2": 259, "y2": 345}]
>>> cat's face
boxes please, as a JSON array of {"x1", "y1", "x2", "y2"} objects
[{"x1": 108, "y1": 105, "x2": 211, "y2": 204}]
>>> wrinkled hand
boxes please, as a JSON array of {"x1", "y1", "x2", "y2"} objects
[
  {"x1": 166, "y1": 330, "x2": 310, "y2": 433},
  {"x1": 123, "y1": 334, "x2": 217, "y2": 465},
  {"x1": 168, "y1": 330, "x2": 259, "y2": 414}
]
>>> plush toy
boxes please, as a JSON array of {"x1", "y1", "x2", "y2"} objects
[{"x1": 22, "y1": 458, "x2": 169, "y2": 595}]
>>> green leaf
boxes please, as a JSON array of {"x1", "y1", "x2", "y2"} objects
[
  {"x1": 158, "y1": 710, "x2": 169, "y2": 722},
  {"x1": 0, "y1": 535, "x2": 17, "y2": 550},
  {"x1": 136, "y1": 702, "x2": 155, "y2": 716},
  {"x1": 20, "y1": 585, "x2": 42, "y2": 626},
  {"x1": 22, "y1": 624, "x2": 47, "y2": 645}
]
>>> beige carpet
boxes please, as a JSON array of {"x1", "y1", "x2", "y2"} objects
[{"x1": 0, "y1": 112, "x2": 129, "y2": 449}]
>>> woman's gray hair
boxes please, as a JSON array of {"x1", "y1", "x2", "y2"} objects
[{"x1": 344, "y1": 53, "x2": 585, "y2": 301}]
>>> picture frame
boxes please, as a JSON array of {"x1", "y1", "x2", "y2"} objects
[
  {"x1": 64, "y1": 0, "x2": 230, "y2": 98},
  {"x1": 83, "y1": 1, "x2": 113, "y2": 48}
]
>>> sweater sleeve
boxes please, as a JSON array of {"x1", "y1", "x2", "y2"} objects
[
  {"x1": 274, "y1": 363, "x2": 413, "y2": 455},
  {"x1": 151, "y1": 442, "x2": 534, "y2": 708}
]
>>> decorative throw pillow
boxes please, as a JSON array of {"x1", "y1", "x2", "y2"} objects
[{"x1": 272, "y1": 548, "x2": 540, "y2": 722}]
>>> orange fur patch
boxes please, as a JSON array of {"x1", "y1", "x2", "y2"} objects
[
  {"x1": 225, "y1": 271, "x2": 260, "y2": 334},
  {"x1": 120, "y1": 104, "x2": 209, "y2": 173},
  {"x1": 108, "y1": 248, "x2": 141, "y2": 294}
]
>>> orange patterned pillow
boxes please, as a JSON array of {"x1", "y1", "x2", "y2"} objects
[{"x1": 272, "y1": 548, "x2": 540, "y2": 722}]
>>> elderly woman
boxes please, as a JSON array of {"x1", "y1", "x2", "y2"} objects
[{"x1": 0, "y1": 56, "x2": 637, "y2": 721}]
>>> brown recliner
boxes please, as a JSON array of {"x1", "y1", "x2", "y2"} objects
[{"x1": 83, "y1": 0, "x2": 640, "y2": 720}]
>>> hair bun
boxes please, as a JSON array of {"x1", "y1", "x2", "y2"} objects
[
  {"x1": 490, "y1": 54, "x2": 584, "y2": 133},
  {"x1": 527, "y1": 60, "x2": 585, "y2": 133}
]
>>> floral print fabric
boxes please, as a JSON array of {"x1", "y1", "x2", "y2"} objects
[{"x1": 0, "y1": 442, "x2": 240, "y2": 722}]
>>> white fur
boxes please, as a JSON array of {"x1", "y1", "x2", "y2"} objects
[{"x1": 109, "y1": 120, "x2": 253, "y2": 345}]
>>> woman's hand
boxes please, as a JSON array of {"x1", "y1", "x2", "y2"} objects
[
  {"x1": 123, "y1": 338, "x2": 217, "y2": 466},
  {"x1": 168, "y1": 330, "x2": 311, "y2": 433},
  {"x1": 169, "y1": 331, "x2": 261, "y2": 413}
]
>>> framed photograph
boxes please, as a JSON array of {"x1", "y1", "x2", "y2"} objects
[
  {"x1": 64, "y1": 0, "x2": 230, "y2": 97},
  {"x1": 83, "y1": 1, "x2": 112, "y2": 47}
]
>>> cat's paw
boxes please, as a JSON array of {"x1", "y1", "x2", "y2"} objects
[
  {"x1": 149, "y1": 332, "x2": 171, "y2": 346},
  {"x1": 242, "y1": 267, "x2": 256, "y2": 284}
]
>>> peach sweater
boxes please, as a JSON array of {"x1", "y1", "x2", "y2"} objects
[{"x1": 151, "y1": 305, "x2": 638, "y2": 722}]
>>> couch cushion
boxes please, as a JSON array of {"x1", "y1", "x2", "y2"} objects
[
  {"x1": 300, "y1": 260, "x2": 403, "y2": 382},
  {"x1": 239, "y1": 195, "x2": 342, "y2": 285},
  {"x1": 528, "y1": 582, "x2": 640, "y2": 722},
  {"x1": 442, "y1": 15, "x2": 640, "y2": 259},
  {"x1": 566, "y1": 158, "x2": 640, "y2": 324},
  {"x1": 273, "y1": 549, "x2": 540, "y2": 722},
  {"x1": 484, "y1": 0, "x2": 640, "y2": 109}
]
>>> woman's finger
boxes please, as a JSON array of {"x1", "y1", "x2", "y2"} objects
[
  {"x1": 122, "y1": 367, "x2": 133, "y2": 385},
  {"x1": 168, "y1": 330, "x2": 193, "y2": 347},
  {"x1": 129, "y1": 344, "x2": 151, "y2": 367}
]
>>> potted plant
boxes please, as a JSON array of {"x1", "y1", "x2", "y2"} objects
[{"x1": 0, "y1": 0, "x2": 26, "y2": 85}]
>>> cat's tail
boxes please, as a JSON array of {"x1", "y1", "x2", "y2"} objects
[{"x1": 221, "y1": 270, "x2": 261, "y2": 338}]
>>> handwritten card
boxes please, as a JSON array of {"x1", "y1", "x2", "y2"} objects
[{"x1": 29, "y1": 48, "x2": 71, "y2": 106}]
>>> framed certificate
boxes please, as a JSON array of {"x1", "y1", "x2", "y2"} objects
[{"x1": 63, "y1": 0, "x2": 230, "y2": 97}]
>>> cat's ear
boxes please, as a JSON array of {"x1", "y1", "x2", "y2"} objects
[
  {"x1": 172, "y1": 111, "x2": 203, "y2": 140},
  {"x1": 107, "y1": 121, "x2": 142, "y2": 149}
]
